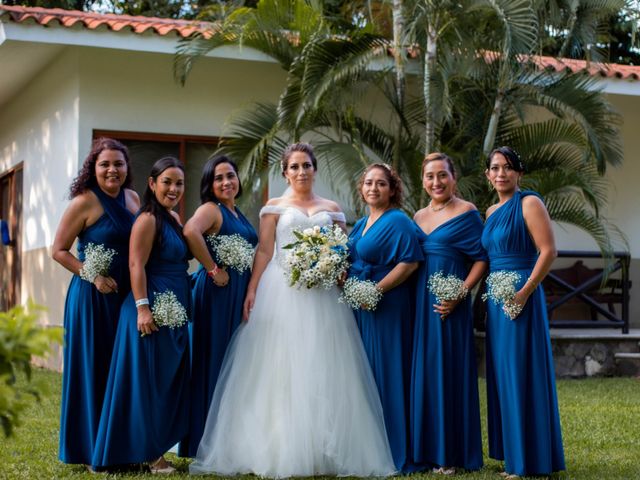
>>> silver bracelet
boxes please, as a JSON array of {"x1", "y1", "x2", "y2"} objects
[{"x1": 135, "y1": 298, "x2": 150, "y2": 308}]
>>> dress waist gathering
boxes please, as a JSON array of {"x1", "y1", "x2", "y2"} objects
[{"x1": 489, "y1": 253, "x2": 537, "y2": 272}]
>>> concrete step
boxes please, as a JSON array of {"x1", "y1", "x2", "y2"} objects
[{"x1": 614, "y1": 352, "x2": 640, "y2": 360}]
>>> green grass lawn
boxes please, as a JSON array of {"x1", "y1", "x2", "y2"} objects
[{"x1": 1, "y1": 369, "x2": 639, "y2": 479}]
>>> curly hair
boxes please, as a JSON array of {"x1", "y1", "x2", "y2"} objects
[
  {"x1": 357, "y1": 163, "x2": 404, "y2": 209},
  {"x1": 281, "y1": 142, "x2": 317, "y2": 176},
  {"x1": 200, "y1": 155, "x2": 243, "y2": 204},
  {"x1": 69, "y1": 137, "x2": 132, "y2": 198},
  {"x1": 422, "y1": 152, "x2": 457, "y2": 178}
]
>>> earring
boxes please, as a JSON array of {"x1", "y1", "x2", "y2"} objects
[{"x1": 487, "y1": 180, "x2": 494, "y2": 191}]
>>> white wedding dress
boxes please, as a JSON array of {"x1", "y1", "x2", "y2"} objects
[{"x1": 190, "y1": 206, "x2": 395, "y2": 478}]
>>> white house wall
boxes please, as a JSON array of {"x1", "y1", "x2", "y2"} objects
[{"x1": 0, "y1": 47, "x2": 80, "y2": 331}]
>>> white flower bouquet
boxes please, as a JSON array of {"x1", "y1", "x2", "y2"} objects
[
  {"x1": 206, "y1": 233, "x2": 255, "y2": 273},
  {"x1": 481, "y1": 270, "x2": 523, "y2": 320},
  {"x1": 79, "y1": 242, "x2": 117, "y2": 283},
  {"x1": 339, "y1": 277, "x2": 383, "y2": 311},
  {"x1": 283, "y1": 225, "x2": 349, "y2": 289},
  {"x1": 427, "y1": 271, "x2": 469, "y2": 304},
  {"x1": 151, "y1": 290, "x2": 188, "y2": 329}
]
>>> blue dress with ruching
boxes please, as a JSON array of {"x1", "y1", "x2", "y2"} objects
[
  {"x1": 347, "y1": 208, "x2": 423, "y2": 471},
  {"x1": 410, "y1": 210, "x2": 485, "y2": 471},
  {"x1": 481, "y1": 190, "x2": 565, "y2": 476},
  {"x1": 59, "y1": 186, "x2": 134, "y2": 465},
  {"x1": 92, "y1": 219, "x2": 191, "y2": 467},
  {"x1": 179, "y1": 204, "x2": 257, "y2": 457}
]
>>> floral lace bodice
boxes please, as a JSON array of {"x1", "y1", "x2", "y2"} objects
[{"x1": 259, "y1": 205, "x2": 346, "y2": 265}]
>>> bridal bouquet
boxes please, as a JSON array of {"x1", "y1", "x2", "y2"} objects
[
  {"x1": 206, "y1": 233, "x2": 255, "y2": 273},
  {"x1": 482, "y1": 270, "x2": 523, "y2": 320},
  {"x1": 340, "y1": 277, "x2": 383, "y2": 311},
  {"x1": 283, "y1": 225, "x2": 349, "y2": 289},
  {"x1": 79, "y1": 242, "x2": 117, "y2": 283},
  {"x1": 151, "y1": 290, "x2": 188, "y2": 329},
  {"x1": 427, "y1": 271, "x2": 469, "y2": 305}
]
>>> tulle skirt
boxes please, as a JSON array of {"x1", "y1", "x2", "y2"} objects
[{"x1": 190, "y1": 261, "x2": 395, "y2": 477}]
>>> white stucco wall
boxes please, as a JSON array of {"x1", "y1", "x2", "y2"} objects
[{"x1": 0, "y1": 47, "x2": 80, "y2": 253}]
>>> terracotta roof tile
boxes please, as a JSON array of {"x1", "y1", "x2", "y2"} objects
[
  {"x1": 2, "y1": 5, "x2": 639, "y2": 81},
  {"x1": 0, "y1": 4, "x2": 216, "y2": 39}
]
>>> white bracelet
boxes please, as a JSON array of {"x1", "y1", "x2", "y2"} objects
[{"x1": 135, "y1": 298, "x2": 150, "y2": 308}]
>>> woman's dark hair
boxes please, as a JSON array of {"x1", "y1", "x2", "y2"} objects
[
  {"x1": 487, "y1": 146, "x2": 525, "y2": 172},
  {"x1": 357, "y1": 163, "x2": 404, "y2": 209},
  {"x1": 422, "y1": 152, "x2": 457, "y2": 178},
  {"x1": 140, "y1": 156, "x2": 185, "y2": 247},
  {"x1": 69, "y1": 137, "x2": 132, "y2": 198},
  {"x1": 281, "y1": 142, "x2": 318, "y2": 176},
  {"x1": 200, "y1": 155, "x2": 243, "y2": 204}
]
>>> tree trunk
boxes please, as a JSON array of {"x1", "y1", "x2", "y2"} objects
[
  {"x1": 424, "y1": 24, "x2": 437, "y2": 155},
  {"x1": 392, "y1": 0, "x2": 405, "y2": 170},
  {"x1": 482, "y1": 88, "x2": 505, "y2": 157}
]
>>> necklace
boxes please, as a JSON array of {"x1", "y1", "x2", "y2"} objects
[{"x1": 429, "y1": 197, "x2": 454, "y2": 212}]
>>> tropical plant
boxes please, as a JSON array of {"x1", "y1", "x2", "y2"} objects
[
  {"x1": 175, "y1": 0, "x2": 627, "y2": 254},
  {"x1": 0, "y1": 301, "x2": 62, "y2": 437}
]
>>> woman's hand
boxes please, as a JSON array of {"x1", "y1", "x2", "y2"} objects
[
  {"x1": 211, "y1": 268, "x2": 230, "y2": 287},
  {"x1": 243, "y1": 290, "x2": 256, "y2": 322},
  {"x1": 94, "y1": 274, "x2": 118, "y2": 294},
  {"x1": 137, "y1": 306, "x2": 158, "y2": 336},
  {"x1": 508, "y1": 288, "x2": 532, "y2": 319},
  {"x1": 433, "y1": 297, "x2": 463, "y2": 320}
]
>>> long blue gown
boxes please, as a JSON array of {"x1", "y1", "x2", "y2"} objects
[
  {"x1": 481, "y1": 190, "x2": 565, "y2": 476},
  {"x1": 92, "y1": 218, "x2": 191, "y2": 467},
  {"x1": 348, "y1": 208, "x2": 423, "y2": 471},
  {"x1": 410, "y1": 210, "x2": 485, "y2": 471},
  {"x1": 179, "y1": 204, "x2": 257, "y2": 457},
  {"x1": 59, "y1": 186, "x2": 134, "y2": 465}
]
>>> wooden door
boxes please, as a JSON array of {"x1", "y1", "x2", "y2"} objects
[{"x1": 0, "y1": 164, "x2": 23, "y2": 310}]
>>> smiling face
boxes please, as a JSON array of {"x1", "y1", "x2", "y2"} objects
[
  {"x1": 212, "y1": 161, "x2": 240, "y2": 204},
  {"x1": 150, "y1": 167, "x2": 185, "y2": 210},
  {"x1": 283, "y1": 151, "x2": 316, "y2": 192},
  {"x1": 361, "y1": 167, "x2": 393, "y2": 210},
  {"x1": 486, "y1": 152, "x2": 522, "y2": 194},
  {"x1": 423, "y1": 159, "x2": 456, "y2": 203},
  {"x1": 95, "y1": 149, "x2": 128, "y2": 196}
]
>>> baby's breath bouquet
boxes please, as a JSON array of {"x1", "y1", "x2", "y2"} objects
[
  {"x1": 79, "y1": 242, "x2": 117, "y2": 283},
  {"x1": 427, "y1": 271, "x2": 469, "y2": 305},
  {"x1": 283, "y1": 225, "x2": 349, "y2": 289},
  {"x1": 339, "y1": 277, "x2": 383, "y2": 311},
  {"x1": 151, "y1": 290, "x2": 188, "y2": 329},
  {"x1": 206, "y1": 234, "x2": 255, "y2": 273},
  {"x1": 482, "y1": 270, "x2": 523, "y2": 320}
]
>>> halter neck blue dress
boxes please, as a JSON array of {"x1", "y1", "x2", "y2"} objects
[
  {"x1": 348, "y1": 208, "x2": 423, "y2": 471},
  {"x1": 92, "y1": 218, "x2": 191, "y2": 468},
  {"x1": 59, "y1": 186, "x2": 134, "y2": 465},
  {"x1": 180, "y1": 204, "x2": 257, "y2": 457},
  {"x1": 410, "y1": 210, "x2": 486, "y2": 471},
  {"x1": 481, "y1": 190, "x2": 565, "y2": 476}
]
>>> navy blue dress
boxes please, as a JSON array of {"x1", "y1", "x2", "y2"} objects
[
  {"x1": 481, "y1": 190, "x2": 565, "y2": 476},
  {"x1": 59, "y1": 186, "x2": 134, "y2": 465},
  {"x1": 179, "y1": 204, "x2": 257, "y2": 457},
  {"x1": 92, "y1": 218, "x2": 191, "y2": 467},
  {"x1": 348, "y1": 208, "x2": 423, "y2": 471},
  {"x1": 410, "y1": 210, "x2": 485, "y2": 471}
]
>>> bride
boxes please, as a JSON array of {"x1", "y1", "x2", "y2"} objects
[{"x1": 190, "y1": 143, "x2": 395, "y2": 477}]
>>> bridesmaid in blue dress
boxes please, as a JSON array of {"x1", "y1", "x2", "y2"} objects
[
  {"x1": 52, "y1": 138, "x2": 138, "y2": 467},
  {"x1": 411, "y1": 153, "x2": 487, "y2": 474},
  {"x1": 179, "y1": 156, "x2": 257, "y2": 457},
  {"x1": 92, "y1": 157, "x2": 190, "y2": 473},
  {"x1": 482, "y1": 146, "x2": 565, "y2": 478},
  {"x1": 347, "y1": 163, "x2": 423, "y2": 471}
]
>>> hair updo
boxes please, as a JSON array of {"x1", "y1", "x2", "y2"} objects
[
  {"x1": 487, "y1": 146, "x2": 525, "y2": 172},
  {"x1": 422, "y1": 152, "x2": 457, "y2": 178},
  {"x1": 281, "y1": 143, "x2": 318, "y2": 176}
]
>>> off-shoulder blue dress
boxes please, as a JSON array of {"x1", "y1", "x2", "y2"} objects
[
  {"x1": 180, "y1": 204, "x2": 257, "y2": 457},
  {"x1": 59, "y1": 186, "x2": 134, "y2": 465},
  {"x1": 481, "y1": 190, "x2": 565, "y2": 476},
  {"x1": 347, "y1": 208, "x2": 423, "y2": 471},
  {"x1": 410, "y1": 210, "x2": 485, "y2": 471},
  {"x1": 92, "y1": 218, "x2": 191, "y2": 467}
]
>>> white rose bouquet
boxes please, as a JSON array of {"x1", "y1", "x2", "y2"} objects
[
  {"x1": 206, "y1": 233, "x2": 255, "y2": 273},
  {"x1": 482, "y1": 270, "x2": 523, "y2": 320},
  {"x1": 79, "y1": 242, "x2": 117, "y2": 283},
  {"x1": 283, "y1": 224, "x2": 349, "y2": 289}
]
